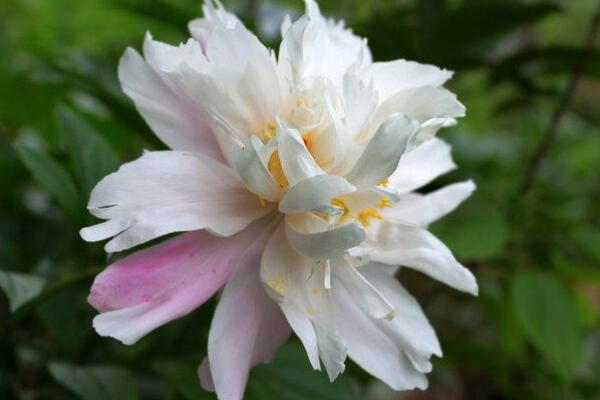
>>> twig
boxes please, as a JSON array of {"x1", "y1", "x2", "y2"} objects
[{"x1": 516, "y1": 0, "x2": 600, "y2": 197}]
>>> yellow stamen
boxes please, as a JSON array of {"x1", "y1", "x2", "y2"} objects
[
  {"x1": 257, "y1": 196, "x2": 267, "y2": 207},
  {"x1": 302, "y1": 132, "x2": 315, "y2": 154},
  {"x1": 261, "y1": 122, "x2": 276, "y2": 142},
  {"x1": 306, "y1": 306, "x2": 315, "y2": 315},
  {"x1": 330, "y1": 197, "x2": 350, "y2": 215},
  {"x1": 311, "y1": 287, "x2": 321, "y2": 295},
  {"x1": 266, "y1": 277, "x2": 288, "y2": 295},
  {"x1": 377, "y1": 197, "x2": 393, "y2": 208},
  {"x1": 358, "y1": 208, "x2": 383, "y2": 226},
  {"x1": 267, "y1": 151, "x2": 289, "y2": 189},
  {"x1": 297, "y1": 96, "x2": 309, "y2": 108},
  {"x1": 378, "y1": 178, "x2": 390, "y2": 187}
]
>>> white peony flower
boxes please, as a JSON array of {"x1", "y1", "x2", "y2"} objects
[{"x1": 81, "y1": 0, "x2": 478, "y2": 398}]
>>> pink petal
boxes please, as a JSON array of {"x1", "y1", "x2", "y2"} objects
[
  {"x1": 89, "y1": 217, "x2": 275, "y2": 345},
  {"x1": 202, "y1": 255, "x2": 290, "y2": 399}
]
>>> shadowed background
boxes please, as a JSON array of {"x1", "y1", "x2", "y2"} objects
[{"x1": 1, "y1": 0, "x2": 600, "y2": 399}]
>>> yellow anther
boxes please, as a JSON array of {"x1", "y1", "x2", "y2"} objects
[
  {"x1": 297, "y1": 96, "x2": 309, "y2": 108},
  {"x1": 377, "y1": 197, "x2": 393, "y2": 208},
  {"x1": 261, "y1": 122, "x2": 276, "y2": 142},
  {"x1": 266, "y1": 277, "x2": 288, "y2": 295},
  {"x1": 378, "y1": 178, "x2": 390, "y2": 187},
  {"x1": 267, "y1": 151, "x2": 289, "y2": 189},
  {"x1": 302, "y1": 132, "x2": 315, "y2": 154},
  {"x1": 311, "y1": 287, "x2": 321, "y2": 295},
  {"x1": 306, "y1": 306, "x2": 315, "y2": 315},
  {"x1": 330, "y1": 197, "x2": 350, "y2": 215},
  {"x1": 358, "y1": 208, "x2": 383, "y2": 226},
  {"x1": 257, "y1": 196, "x2": 267, "y2": 207}
]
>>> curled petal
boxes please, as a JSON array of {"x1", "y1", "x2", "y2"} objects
[
  {"x1": 285, "y1": 218, "x2": 366, "y2": 260},
  {"x1": 277, "y1": 124, "x2": 324, "y2": 186},
  {"x1": 365, "y1": 60, "x2": 453, "y2": 103},
  {"x1": 345, "y1": 113, "x2": 421, "y2": 187},
  {"x1": 234, "y1": 136, "x2": 283, "y2": 202},
  {"x1": 279, "y1": 174, "x2": 355, "y2": 214}
]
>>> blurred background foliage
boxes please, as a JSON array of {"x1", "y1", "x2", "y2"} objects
[{"x1": 1, "y1": 0, "x2": 600, "y2": 399}]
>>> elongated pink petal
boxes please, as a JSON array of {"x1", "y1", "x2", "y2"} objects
[
  {"x1": 204, "y1": 252, "x2": 290, "y2": 400},
  {"x1": 89, "y1": 216, "x2": 275, "y2": 345}
]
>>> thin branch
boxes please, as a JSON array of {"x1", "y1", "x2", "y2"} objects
[{"x1": 516, "y1": 0, "x2": 600, "y2": 197}]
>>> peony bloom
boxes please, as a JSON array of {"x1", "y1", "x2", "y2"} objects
[{"x1": 81, "y1": 0, "x2": 478, "y2": 398}]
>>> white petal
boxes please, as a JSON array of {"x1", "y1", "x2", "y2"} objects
[
  {"x1": 189, "y1": 0, "x2": 242, "y2": 50},
  {"x1": 234, "y1": 136, "x2": 283, "y2": 202},
  {"x1": 388, "y1": 138, "x2": 456, "y2": 193},
  {"x1": 370, "y1": 86, "x2": 465, "y2": 138},
  {"x1": 332, "y1": 284, "x2": 428, "y2": 390},
  {"x1": 366, "y1": 221, "x2": 478, "y2": 294},
  {"x1": 342, "y1": 72, "x2": 378, "y2": 135},
  {"x1": 260, "y1": 223, "x2": 348, "y2": 379},
  {"x1": 279, "y1": 175, "x2": 355, "y2": 214},
  {"x1": 285, "y1": 218, "x2": 366, "y2": 260},
  {"x1": 333, "y1": 258, "x2": 395, "y2": 319},
  {"x1": 361, "y1": 265, "x2": 442, "y2": 373},
  {"x1": 365, "y1": 60, "x2": 453, "y2": 103},
  {"x1": 277, "y1": 123, "x2": 324, "y2": 186},
  {"x1": 383, "y1": 180, "x2": 476, "y2": 226},
  {"x1": 345, "y1": 114, "x2": 421, "y2": 187},
  {"x1": 207, "y1": 256, "x2": 290, "y2": 400},
  {"x1": 143, "y1": 33, "x2": 206, "y2": 73},
  {"x1": 279, "y1": 0, "x2": 370, "y2": 86},
  {"x1": 118, "y1": 48, "x2": 222, "y2": 160},
  {"x1": 81, "y1": 151, "x2": 273, "y2": 252},
  {"x1": 205, "y1": 23, "x2": 282, "y2": 132}
]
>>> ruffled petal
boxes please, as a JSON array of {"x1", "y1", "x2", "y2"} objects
[
  {"x1": 388, "y1": 138, "x2": 456, "y2": 193},
  {"x1": 188, "y1": 0, "x2": 242, "y2": 50},
  {"x1": 88, "y1": 217, "x2": 274, "y2": 345},
  {"x1": 204, "y1": 253, "x2": 291, "y2": 400},
  {"x1": 365, "y1": 60, "x2": 453, "y2": 103},
  {"x1": 81, "y1": 151, "x2": 273, "y2": 252},
  {"x1": 279, "y1": 0, "x2": 370, "y2": 86},
  {"x1": 118, "y1": 47, "x2": 222, "y2": 160}
]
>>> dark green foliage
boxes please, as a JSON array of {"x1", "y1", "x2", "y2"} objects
[{"x1": 1, "y1": 0, "x2": 600, "y2": 399}]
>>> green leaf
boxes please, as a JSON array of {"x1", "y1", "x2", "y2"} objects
[
  {"x1": 0, "y1": 270, "x2": 45, "y2": 312},
  {"x1": 48, "y1": 362, "x2": 138, "y2": 400},
  {"x1": 246, "y1": 343, "x2": 357, "y2": 400},
  {"x1": 510, "y1": 271, "x2": 584, "y2": 381},
  {"x1": 14, "y1": 140, "x2": 82, "y2": 222},
  {"x1": 56, "y1": 106, "x2": 120, "y2": 194},
  {"x1": 431, "y1": 199, "x2": 509, "y2": 261},
  {"x1": 154, "y1": 360, "x2": 213, "y2": 400}
]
